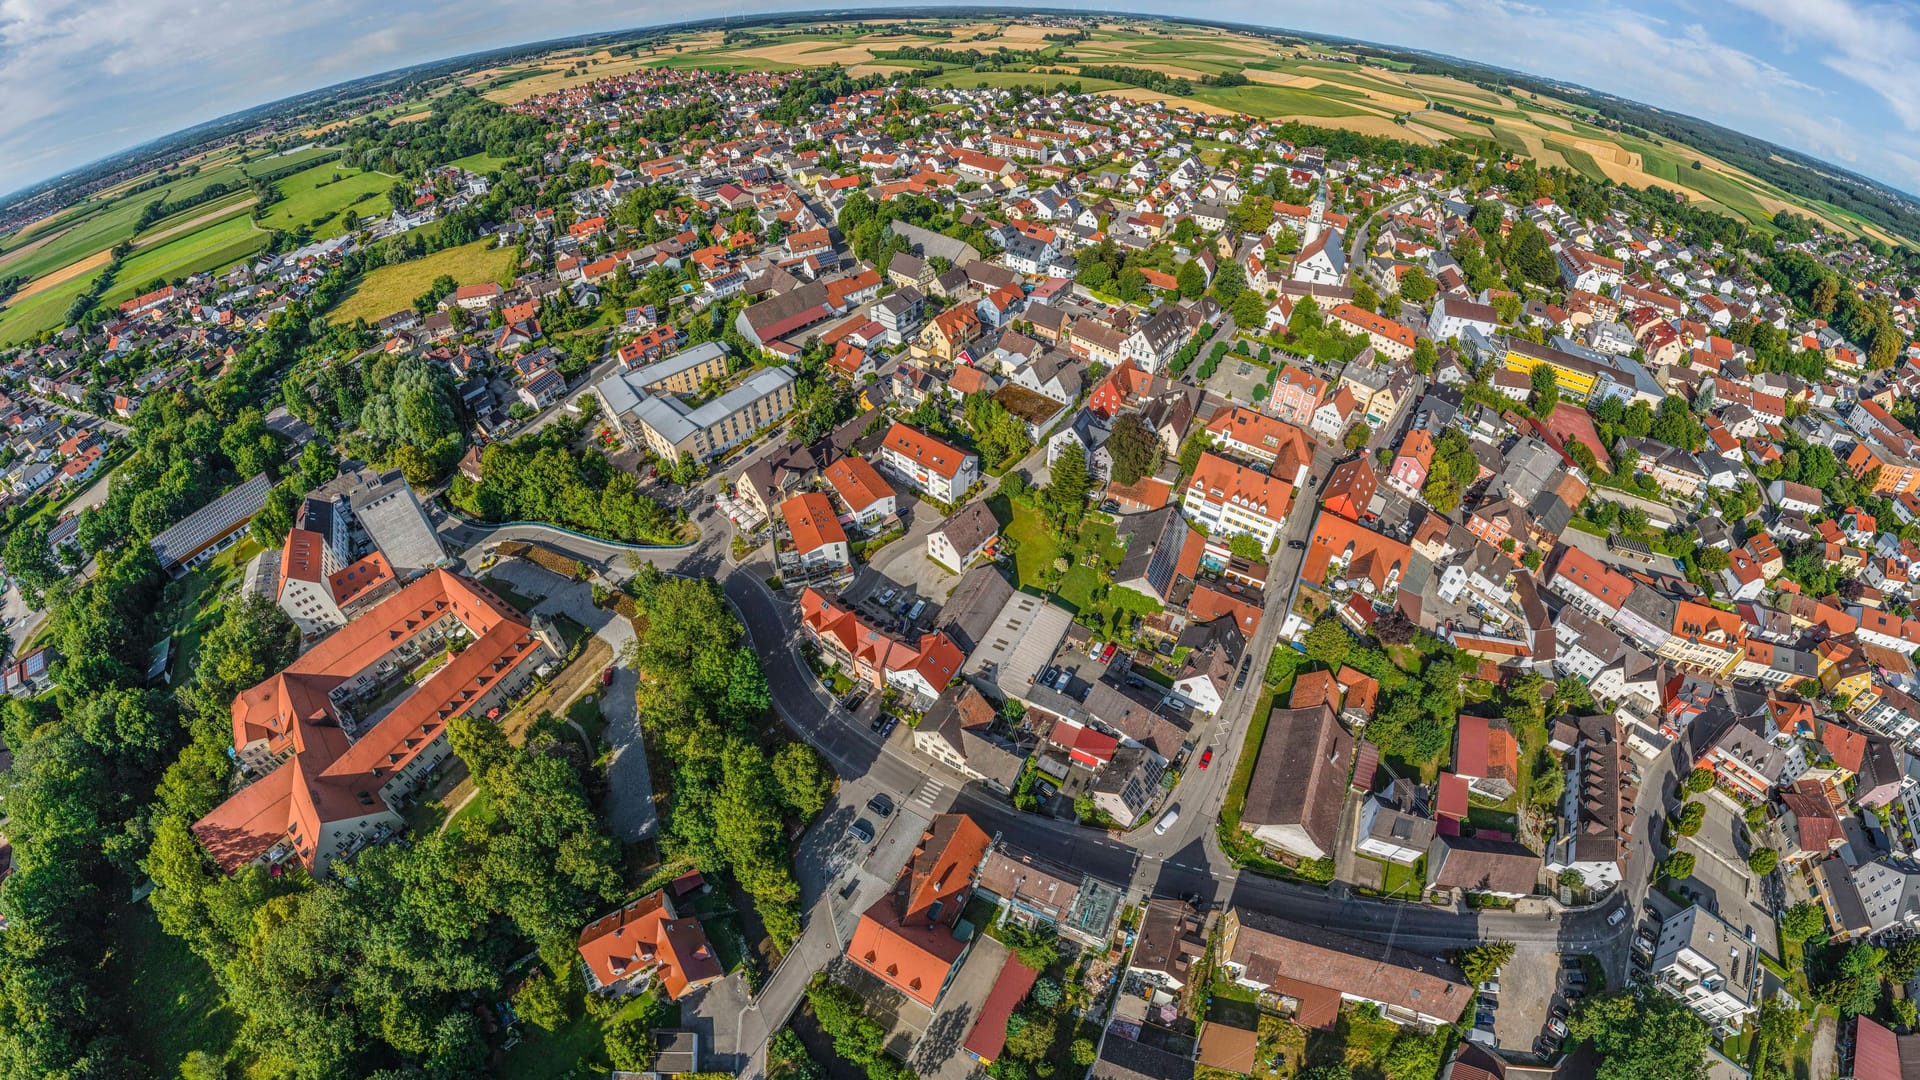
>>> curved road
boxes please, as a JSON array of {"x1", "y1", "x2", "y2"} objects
[{"x1": 440, "y1": 457, "x2": 1631, "y2": 1072}]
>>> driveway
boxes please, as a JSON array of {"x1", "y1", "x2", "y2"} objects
[{"x1": 480, "y1": 556, "x2": 653, "y2": 841}]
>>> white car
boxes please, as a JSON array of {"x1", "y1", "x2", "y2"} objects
[
  {"x1": 1608, "y1": 906, "x2": 1628, "y2": 926},
  {"x1": 1154, "y1": 808, "x2": 1180, "y2": 835}
]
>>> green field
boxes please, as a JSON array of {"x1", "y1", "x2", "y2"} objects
[
  {"x1": 240, "y1": 145, "x2": 341, "y2": 177},
  {"x1": 1544, "y1": 140, "x2": 1607, "y2": 182},
  {"x1": 328, "y1": 238, "x2": 517, "y2": 324},
  {"x1": 0, "y1": 165, "x2": 250, "y2": 283},
  {"x1": 1190, "y1": 84, "x2": 1371, "y2": 118},
  {"x1": 256, "y1": 162, "x2": 393, "y2": 241},
  {"x1": 131, "y1": 189, "x2": 255, "y2": 242},
  {"x1": 0, "y1": 214, "x2": 268, "y2": 343},
  {"x1": 449, "y1": 151, "x2": 511, "y2": 174},
  {"x1": 104, "y1": 214, "x2": 269, "y2": 304},
  {"x1": 926, "y1": 70, "x2": 1128, "y2": 91}
]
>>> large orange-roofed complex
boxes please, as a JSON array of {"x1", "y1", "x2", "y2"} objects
[{"x1": 192, "y1": 569, "x2": 561, "y2": 877}]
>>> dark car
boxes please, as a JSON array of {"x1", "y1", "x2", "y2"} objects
[
  {"x1": 867, "y1": 794, "x2": 894, "y2": 818},
  {"x1": 842, "y1": 692, "x2": 866, "y2": 714},
  {"x1": 848, "y1": 818, "x2": 875, "y2": 844},
  {"x1": 1287, "y1": 539, "x2": 1306, "y2": 550},
  {"x1": 869, "y1": 714, "x2": 887, "y2": 733},
  {"x1": 1233, "y1": 657, "x2": 1252, "y2": 689}
]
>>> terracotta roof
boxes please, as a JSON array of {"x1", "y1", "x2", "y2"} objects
[
  {"x1": 1187, "y1": 452, "x2": 1294, "y2": 522},
  {"x1": 194, "y1": 570, "x2": 548, "y2": 873},
  {"x1": 823, "y1": 456, "x2": 894, "y2": 513},
  {"x1": 577, "y1": 889, "x2": 725, "y2": 999},
  {"x1": 882, "y1": 422, "x2": 973, "y2": 480},
  {"x1": 780, "y1": 491, "x2": 847, "y2": 555},
  {"x1": 847, "y1": 814, "x2": 991, "y2": 1006}
]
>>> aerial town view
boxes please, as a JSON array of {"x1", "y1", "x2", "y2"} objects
[{"x1": 3, "y1": 5, "x2": 1920, "y2": 1079}]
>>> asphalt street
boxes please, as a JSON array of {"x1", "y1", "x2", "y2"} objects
[{"x1": 428, "y1": 388, "x2": 1633, "y2": 1073}]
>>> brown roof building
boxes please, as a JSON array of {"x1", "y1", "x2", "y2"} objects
[
  {"x1": 1219, "y1": 907, "x2": 1470, "y2": 1028},
  {"x1": 1239, "y1": 705, "x2": 1352, "y2": 861}
]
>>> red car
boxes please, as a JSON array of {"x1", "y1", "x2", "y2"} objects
[{"x1": 1198, "y1": 748, "x2": 1213, "y2": 770}]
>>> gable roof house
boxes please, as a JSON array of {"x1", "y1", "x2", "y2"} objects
[
  {"x1": 577, "y1": 889, "x2": 724, "y2": 1000},
  {"x1": 1218, "y1": 907, "x2": 1469, "y2": 1029},
  {"x1": 1238, "y1": 705, "x2": 1353, "y2": 861},
  {"x1": 846, "y1": 814, "x2": 993, "y2": 1008}
]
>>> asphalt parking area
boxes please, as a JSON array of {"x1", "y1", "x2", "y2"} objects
[
  {"x1": 1488, "y1": 943, "x2": 1565, "y2": 1055},
  {"x1": 1676, "y1": 792, "x2": 1777, "y2": 950}
]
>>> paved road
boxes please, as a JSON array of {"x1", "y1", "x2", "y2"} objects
[{"x1": 445, "y1": 437, "x2": 1629, "y2": 1074}]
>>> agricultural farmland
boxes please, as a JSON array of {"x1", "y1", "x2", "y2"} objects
[{"x1": 326, "y1": 238, "x2": 517, "y2": 325}]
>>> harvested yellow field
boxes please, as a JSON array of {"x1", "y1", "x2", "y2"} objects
[
  {"x1": 1096, "y1": 88, "x2": 1239, "y2": 115},
  {"x1": 9, "y1": 249, "x2": 109, "y2": 303},
  {"x1": 1247, "y1": 71, "x2": 1321, "y2": 88},
  {"x1": 483, "y1": 49, "x2": 677, "y2": 103},
  {"x1": 741, "y1": 42, "x2": 886, "y2": 65},
  {"x1": 387, "y1": 111, "x2": 432, "y2": 126}
]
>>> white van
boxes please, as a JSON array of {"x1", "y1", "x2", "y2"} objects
[{"x1": 1154, "y1": 808, "x2": 1180, "y2": 835}]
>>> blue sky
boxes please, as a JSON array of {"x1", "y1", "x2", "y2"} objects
[{"x1": 2, "y1": 0, "x2": 1916, "y2": 201}]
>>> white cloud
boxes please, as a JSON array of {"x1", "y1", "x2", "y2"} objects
[{"x1": 0, "y1": 0, "x2": 1913, "y2": 197}]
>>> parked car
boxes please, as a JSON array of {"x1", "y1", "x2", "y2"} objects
[
  {"x1": 1155, "y1": 807, "x2": 1180, "y2": 835},
  {"x1": 869, "y1": 714, "x2": 887, "y2": 733},
  {"x1": 1287, "y1": 539, "x2": 1306, "y2": 550},
  {"x1": 1608, "y1": 906, "x2": 1628, "y2": 926},
  {"x1": 1478, "y1": 995, "x2": 1499, "y2": 1012},
  {"x1": 848, "y1": 819, "x2": 875, "y2": 844},
  {"x1": 1477, "y1": 980, "x2": 1499, "y2": 994},
  {"x1": 843, "y1": 692, "x2": 866, "y2": 714},
  {"x1": 866, "y1": 794, "x2": 894, "y2": 818},
  {"x1": 1475, "y1": 1012, "x2": 1495, "y2": 1028},
  {"x1": 880, "y1": 716, "x2": 898, "y2": 739},
  {"x1": 1198, "y1": 748, "x2": 1213, "y2": 770},
  {"x1": 1233, "y1": 657, "x2": 1252, "y2": 689},
  {"x1": 877, "y1": 588, "x2": 896, "y2": 606}
]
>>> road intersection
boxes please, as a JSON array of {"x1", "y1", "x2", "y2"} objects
[{"x1": 430, "y1": 429, "x2": 1638, "y2": 1075}]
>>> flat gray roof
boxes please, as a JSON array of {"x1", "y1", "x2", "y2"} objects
[{"x1": 149, "y1": 473, "x2": 271, "y2": 569}]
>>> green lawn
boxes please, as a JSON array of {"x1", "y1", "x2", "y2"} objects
[
  {"x1": 104, "y1": 902, "x2": 240, "y2": 1076},
  {"x1": 991, "y1": 495, "x2": 1061, "y2": 592},
  {"x1": 256, "y1": 162, "x2": 393, "y2": 240},
  {"x1": 449, "y1": 151, "x2": 511, "y2": 174},
  {"x1": 166, "y1": 537, "x2": 265, "y2": 677},
  {"x1": 444, "y1": 789, "x2": 498, "y2": 840},
  {"x1": 496, "y1": 988, "x2": 678, "y2": 1080}
]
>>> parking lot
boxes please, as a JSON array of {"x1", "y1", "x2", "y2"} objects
[
  {"x1": 1485, "y1": 943, "x2": 1587, "y2": 1058},
  {"x1": 1675, "y1": 791, "x2": 1778, "y2": 950}
]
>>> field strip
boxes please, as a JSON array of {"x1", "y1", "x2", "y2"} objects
[
  {"x1": 7, "y1": 249, "x2": 109, "y2": 303},
  {"x1": 0, "y1": 228, "x2": 70, "y2": 274},
  {"x1": 132, "y1": 198, "x2": 257, "y2": 249}
]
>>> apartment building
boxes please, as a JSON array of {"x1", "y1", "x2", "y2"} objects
[
  {"x1": 193, "y1": 571, "x2": 560, "y2": 877},
  {"x1": 1181, "y1": 451, "x2": 1294, "y2": 549},
  {"x1": 597, "y1": 363, "x2": 797, "y2": 461},
  {"x1": 877, "y1": 422, "x2": 980, "y2": 504},
  {"x1": 1650, "y1": 905, "x2": 1760, "y2": 1035}
]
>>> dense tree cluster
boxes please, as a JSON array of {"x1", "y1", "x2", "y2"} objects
[
  {"x1": 625, "y1": 571, "x2": 817, "y2": 949},
  {"x1": 449, "y1": 422, "x2": 682, "y2": 544}
]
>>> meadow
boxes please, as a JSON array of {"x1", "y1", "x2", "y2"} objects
[
  {"x1": 255, "y1": 161, "x2": 393, "y2": 241},
  {"x1": 326, "y1": 238, "x2": 517, "y2": 325}
]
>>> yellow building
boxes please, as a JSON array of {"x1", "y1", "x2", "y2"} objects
[
  {"x1": 1820, "y1": 657, "x2": 1874, "y2": 702},
  {"x1": 1503, "y1": 340, "x2": 1601, "y2": 400}
]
